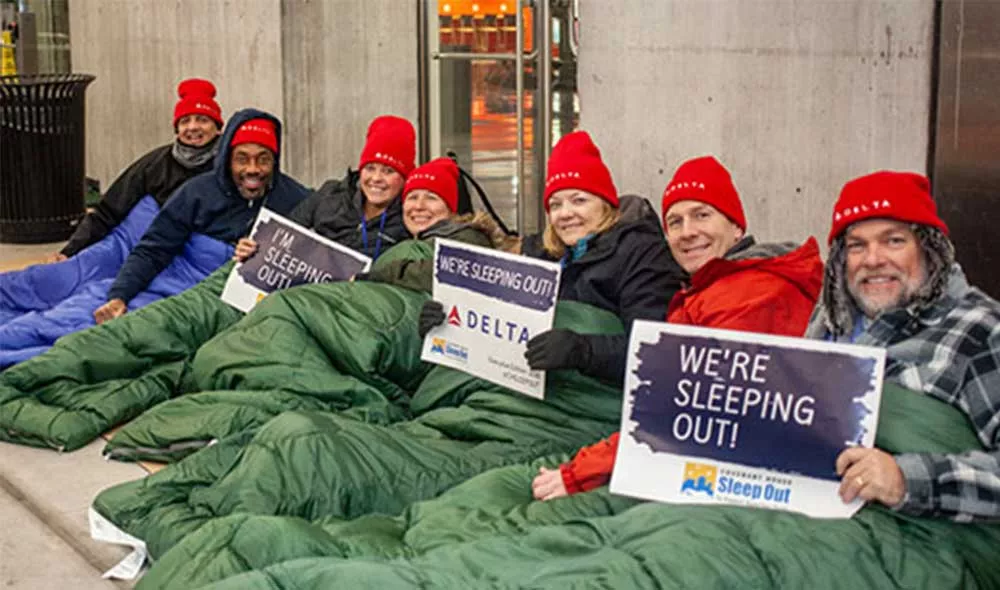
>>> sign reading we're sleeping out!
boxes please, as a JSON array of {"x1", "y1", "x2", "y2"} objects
[{"x1": 611, "y1": 322, "x2": 886, "y2": 519}]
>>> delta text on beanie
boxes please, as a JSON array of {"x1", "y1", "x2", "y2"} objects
[
  {"x1": 173, "y1": 78, "x2": 223, "y2": 127},
  {"x1": 828, "y1": 171, "x2": 949, "y2": 244},
  {"x1": 358, "y1": 115, "x2": 417, "y2": 177},
  {"x1": 543, "y1": 131, "x2": 619, "y2": 210},
  {"x1": 403, "y1": 157, "x2": 460, "y2": 213},
  {"x1": 660, "y1": 156, "x2": 746, "y2": 230},
  {"x1": 230, "y1": 118, "x2": 278, "y2": 155}
]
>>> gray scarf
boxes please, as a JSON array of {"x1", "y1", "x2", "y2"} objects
[
  {"x1": 172, "y1": 137, "x2": 219, "y2": 170},
  {"x1": 818, "y1": 225, "x2": 955, "y2": 337}
]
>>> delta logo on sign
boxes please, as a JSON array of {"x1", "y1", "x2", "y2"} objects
[{"x1": 445, "y1": 305, "x2": 529, "y2": 344}]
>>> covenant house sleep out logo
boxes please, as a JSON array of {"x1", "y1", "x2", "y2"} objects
[
  {"x1": 680, "y1": 461, "x2": 792, "y2": 506},
  {"x1": 430, "y1": 337, "x2": 468, "y2": 363}
]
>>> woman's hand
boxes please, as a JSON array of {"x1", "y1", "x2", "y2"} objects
[
  {"x1": 418, "y1": 300, "x2": 447, "y2": 338},
  {"x1": 524, "y1": 329, "x2": 591, "y2": 371}
]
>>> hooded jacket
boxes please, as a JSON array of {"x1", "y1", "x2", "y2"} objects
[
  {"x1": 360, "y1": 212, "x2": 514, "y2": 294},
  {"x1": 558, "y1": 237, "x2": 824, "y2": 495},
  {"x1": 61, "y1": 141, "x2": 218, "y2": 257},
  {"x1": 668, "y1": 237, "x2": 823, "y2": 332},
  {"x1": 287, "y1": 169, "x2": 409, "y2": 260},
  {"x1": 521, "y1": 194, "x2": 686, "y2": 383},
  {"x1": 107, "y1": 109, "x2": 309, "y2": 304}
]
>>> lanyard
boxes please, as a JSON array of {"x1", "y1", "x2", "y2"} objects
[{"x1": 360, "y1": 210, "x2": 389, "y2": 260}]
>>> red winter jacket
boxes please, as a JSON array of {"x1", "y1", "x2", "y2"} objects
[{"x1": 559, "y1": 237, "x2": 823, "y2": 494}]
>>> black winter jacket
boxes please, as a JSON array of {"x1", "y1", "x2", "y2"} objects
[
  {"x1": 61, "y1": 141, "x2": 216, "y2": 257},
  {"x1": 288, "y1": 169, "x2": 409, "y2": 260},
  {"x1": 107, "y1": 109, "x2": 309, "y2": 304},
  {"x1": 521, "y1": 194, "x2": 685, "y2": 384}
]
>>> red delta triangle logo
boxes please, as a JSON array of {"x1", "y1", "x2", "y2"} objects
[
  {"x1": 447, "y1": 305, "x2": 462, "y2": 327},
  {"x1": 448, "y1": 305, "x2": 462, "y2": 327}
]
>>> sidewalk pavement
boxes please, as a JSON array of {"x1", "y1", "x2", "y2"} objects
[
  {"x1": 0, "y1": 440, "x2": 147, "y2": 589},
  {"x1": 0, "y1": 484, "x2": 120, "y2": 590},
  {"x1": 1, "y1": 242, "x2": 146, "y2": 588}
]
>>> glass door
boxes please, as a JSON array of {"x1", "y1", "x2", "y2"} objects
[{"x1": 420, "y1": 0, "x2": 579, "y2": 235}]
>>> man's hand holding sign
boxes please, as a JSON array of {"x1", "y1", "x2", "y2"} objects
[
  {"x1": 420, "y1": 239, "x2": 562, "y2": 399},
  {"x1": 611, "y1": 321, "x2": 886, "y2": 519},
  {"x1": 835, "y1": 447, "x2": 906, "y2": 507}
]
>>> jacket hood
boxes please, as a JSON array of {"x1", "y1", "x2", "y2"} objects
[
  {"x1": 690, "y1": 237, "x2": 823, "y2": 303},
  {"x1": 813, "y1": 225, "x2": 957, "y2": 337},
  {"x1": 581, "y1": 194, "x2": 664, "y2": 259},
  {"x1": 421, "y1": 211, "x2": 518, "y2": 252},
  {"x1": 214, "y1": 108, "x2": 284, "y2": 198},
  {"x1": 618, "y1": 194, "x2": 662, "y2": 230}
]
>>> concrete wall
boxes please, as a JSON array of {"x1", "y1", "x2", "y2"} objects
[
  {"x1": 69, "y1": 0, "x2": 284, "y2": 188},
  {"x1": 578, "y1": 0, "x2": 935, "y2": 245},
  {"x1": 68, "y1": 0, "x2": 417, "y2": 191},
  {"x1": 281, "y1": 1, "x2": 419, "y2": 187}
]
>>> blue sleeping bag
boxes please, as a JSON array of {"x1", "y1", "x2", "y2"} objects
[
  {"x1": 0, "y1": 197, "x2": 232, "y2": 368},
  {"x1": 0, "y1": 196, "x2": 159, "y2": 325}
]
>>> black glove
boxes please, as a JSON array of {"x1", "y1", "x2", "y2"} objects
[
  {"x1": 524, "y1": 329, "x2": 592, "y2": 371},
  {"x1": 418, "y1": 300, "x2": 447, "y2": 338}
]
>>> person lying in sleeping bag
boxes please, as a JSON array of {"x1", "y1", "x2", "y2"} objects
[
  {"x1": 93, "y1": 108, "x2": 309, "y2": 324},
  {"x1": 420, "y1": 130, "x2": 686, "y2": 385},
  {"x1": 52, "y1": 78, "x2": 224, "y2": 262},
  {"x1": 532, "y1": 155, "x2": 823, "y2": 499},
  {"x1": 232, "y1": 115, "x2": 416, "y2": 265}
]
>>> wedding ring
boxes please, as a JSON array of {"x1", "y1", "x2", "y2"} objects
[{"x1": 855, "y1": 476, "x2": 865, "y2": 487}]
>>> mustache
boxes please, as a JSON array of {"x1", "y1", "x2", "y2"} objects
[{"x1": 852, "y1": 269, "x2": 903, "y2": 284}]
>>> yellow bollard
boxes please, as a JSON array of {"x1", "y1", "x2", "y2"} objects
[{"x1": 1, "y1": 30, "x2": 16, "y2": 76}]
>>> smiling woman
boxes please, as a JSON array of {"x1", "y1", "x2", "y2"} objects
[
  {"x1": 519, "y1": 131, "x2": 684, "y2": 385},
  {"x1": 356, "y1": 157, "x2": 516, "y2": 294},
  {"x1": 233, "y1": 115, "x2": 417, "y2": 265}
]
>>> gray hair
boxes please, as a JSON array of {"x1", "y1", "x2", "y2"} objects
[{"x1": 819, "y1": 224, "x2": 955, "y2": 337}]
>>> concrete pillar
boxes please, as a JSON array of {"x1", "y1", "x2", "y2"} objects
[
  {"x1": 578, "y1": 0, "x2": 935, "y2": 245},
  {"x1": 69, "y1": 0, "x2": 284, "y2": 189},
  {"x1": 280, "y1": 0, "x2": 418, "y2": 187},
  {"x1": 67, "y1": 0, "x2": 417, "y2": 192}
]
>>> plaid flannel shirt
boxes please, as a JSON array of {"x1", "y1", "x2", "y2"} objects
[{"x1": 806, "y1": 267, "x2": 1000, "y2": 522}]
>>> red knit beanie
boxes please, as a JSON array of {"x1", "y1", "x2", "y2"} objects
[
  {"x1": 661, "y1": 156, "x2": 746, "y2": 230},
  {"x1": 173, "y1": 78, "x2": 223, "y2": 127},
  {"x1": 828, "y1": 171, "x2": 948, "y2": 244},
  {"x1": 358, "y1": 115, "x2": 416, "y2": 177},
  {"x1": 543, "y1": 131, "x2": 619, "y2": 210},
  {"x1": 230, "y1": 118, "x2": 278, "y2": 155},
  {"x1": 403, "y1": 157, "x2": 460, "y2": 214}
]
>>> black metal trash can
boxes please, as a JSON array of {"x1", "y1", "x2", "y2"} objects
[{"x1": 0, "y1": 74, "x2": 95, "y2": 243}]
